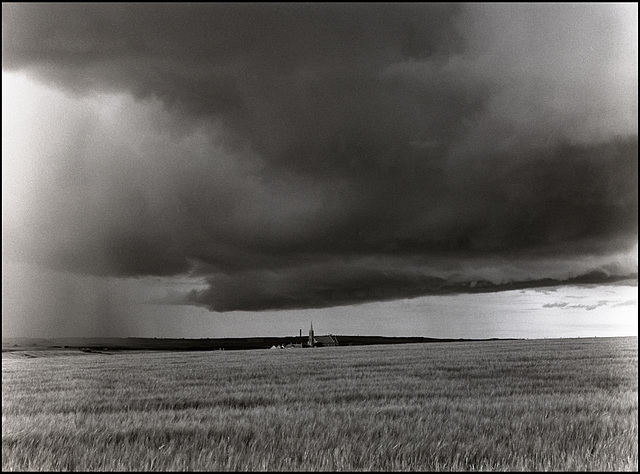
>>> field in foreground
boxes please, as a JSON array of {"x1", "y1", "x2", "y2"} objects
[{"x1": 2, "y1": 337, "x2": 638, "y2": 471}]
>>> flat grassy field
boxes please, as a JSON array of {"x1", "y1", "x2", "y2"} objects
[{"x1": 2, "y1": 337, "x2": 637, "y2": 471}]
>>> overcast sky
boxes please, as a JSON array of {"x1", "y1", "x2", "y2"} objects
[{"x1": 2, "y1": 3, "x2": 637, "y2": 339}]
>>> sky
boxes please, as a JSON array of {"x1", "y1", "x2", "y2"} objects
[{"x1": 2, "y1": 3, "x2": 638, "y2": 339}]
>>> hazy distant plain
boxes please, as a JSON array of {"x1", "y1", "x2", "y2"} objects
[{"x1": 2, "y1": 337, "x2": 637, "y2": 471}]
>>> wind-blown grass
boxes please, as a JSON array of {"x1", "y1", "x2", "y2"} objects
[{"x1": 2, "y1": 337, "x2": 637, "y2": 471}]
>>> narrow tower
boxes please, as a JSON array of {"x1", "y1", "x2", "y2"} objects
[{"x1": 308, "y1": 321, "x2": 315, "y2": 347}]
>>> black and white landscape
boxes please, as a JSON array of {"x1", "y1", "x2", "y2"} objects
[{"x1": 2, "y1": 3, "x2": 638, "y2": 471}]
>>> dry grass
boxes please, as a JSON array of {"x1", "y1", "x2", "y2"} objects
[{"x1": 2, "y1": 337, "x2": 637, "y2": 471}]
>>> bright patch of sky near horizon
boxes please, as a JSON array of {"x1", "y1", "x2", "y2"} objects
[{"x1": 2, "y1": 69, "x2": 637, "y2": 340}]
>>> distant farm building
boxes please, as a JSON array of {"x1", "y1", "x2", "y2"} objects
[
  {"x1": 314, "y1": 335, "x2": 339, "y2": 347},
  {"x1": 274, "y1": 323, "x2": 339, "y2": 349},
  {"x1": 306, "y1": 322, "x2": 339, "y2": 348}
]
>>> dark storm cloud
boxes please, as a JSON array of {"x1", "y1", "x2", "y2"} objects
[
  {"x1": 2, "y1": 3, "x2": 638, "y2": 311},
  {"x1": 188, "y1": 267, "x2": 637, "y2": 313}
]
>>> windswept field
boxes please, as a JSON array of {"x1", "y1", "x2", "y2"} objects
[{"x1": 2, "y1": 337, "x2": 637, "y2": 471}]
